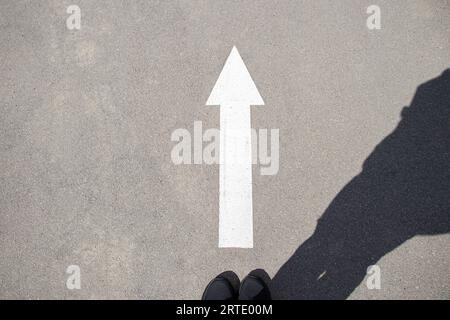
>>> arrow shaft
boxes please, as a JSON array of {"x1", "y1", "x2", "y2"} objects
[{"x1": 219, "y1": 103, "x2": 253, "y2": 248}]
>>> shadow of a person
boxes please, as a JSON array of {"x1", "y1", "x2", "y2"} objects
[{"x1": 271, "y1": 69, "x2": 450, "y2": 299}]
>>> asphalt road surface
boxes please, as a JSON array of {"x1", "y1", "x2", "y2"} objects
[{"x1": 1, "y1": 0, "x2": 449, "y2": 299}]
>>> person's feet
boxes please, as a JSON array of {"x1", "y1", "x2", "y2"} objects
[
  {"x1": 202, "y1": 271, "x2": 240, "y2": 300},
  {"x1": 239, "y1": 269, "x2": 272, "y2": 300},
  {"x1": 202, "y1": 269, "x2": 271, "y2": 300}
]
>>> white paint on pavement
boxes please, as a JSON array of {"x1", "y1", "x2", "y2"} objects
[{"x1": 207, "y1": 46, "x2": 264, "y2": 248}]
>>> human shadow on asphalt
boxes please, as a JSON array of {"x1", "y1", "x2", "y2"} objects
[{"x1": 270, "y1": 69, "x2": 450, "y2": 299}]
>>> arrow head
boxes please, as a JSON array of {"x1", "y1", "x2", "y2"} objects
[{"x1": 206, "y1": 46, "x2": 265, "y2": 106}]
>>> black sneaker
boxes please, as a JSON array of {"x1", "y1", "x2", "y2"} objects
[
  {"x1": 202, "y1": 271, "x2": 240, "y2": 300},
  {"x1": 238, "y1": 269, "x2": 272, "y2": 300}
]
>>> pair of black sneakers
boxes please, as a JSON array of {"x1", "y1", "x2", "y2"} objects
[{"x1": 202, "y1": 269, "x2": 272, "y2": 300}]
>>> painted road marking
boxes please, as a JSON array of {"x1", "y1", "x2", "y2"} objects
[{"x1": 207, "y1": 46, "x2": 264, "y2": 248}]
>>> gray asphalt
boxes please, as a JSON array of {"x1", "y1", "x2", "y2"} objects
[{"x1": 0, "y1": 0, "x2": 449, "y2": 299}]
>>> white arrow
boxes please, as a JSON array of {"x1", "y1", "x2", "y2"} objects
[{"x1": 206, "y1": 46, "x2": 264, "y2": 248}]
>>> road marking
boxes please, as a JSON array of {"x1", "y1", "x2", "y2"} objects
[{"x1": 207, "y1": 46, "x2": 264, "y2": 248}]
